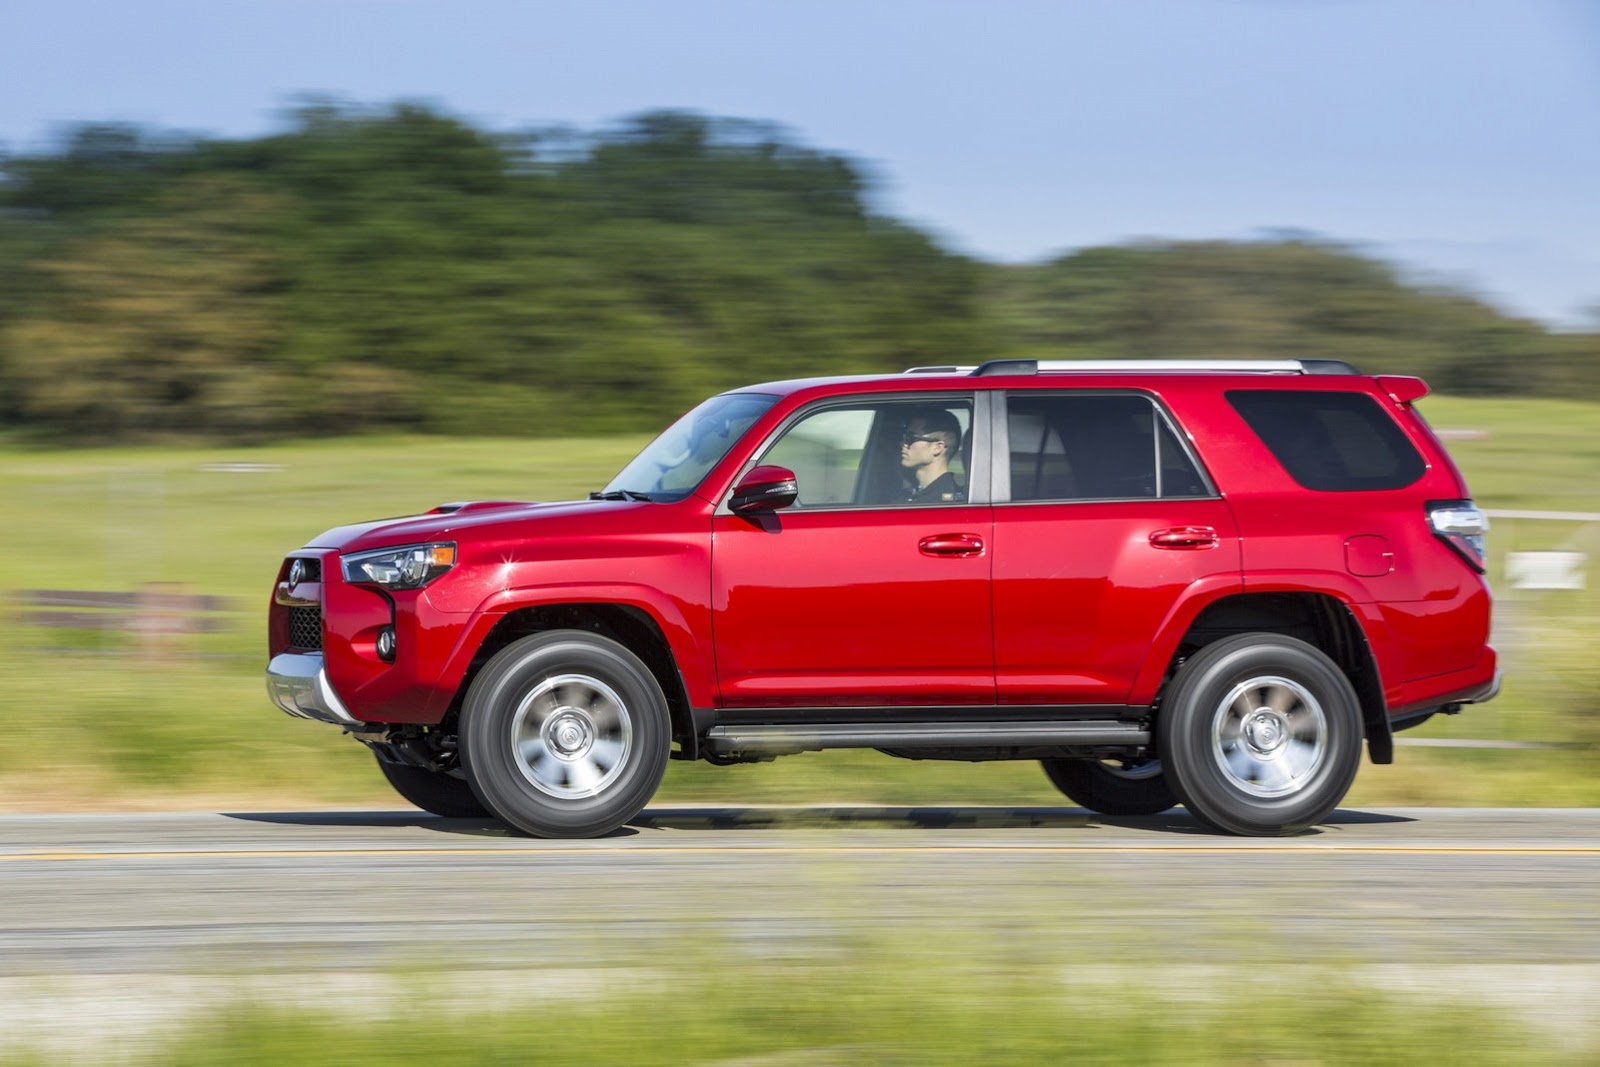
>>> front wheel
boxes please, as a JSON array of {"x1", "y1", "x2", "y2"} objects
[
  {"x1": 1158, "y1": 633, "x2": 1363, "y2": 836},
  {"x1": 374, "y1": 752, "x2": 490, "y2": 818},
  {"x1": 1040, "y1": 757, "x2": 1177, "y2": 816},
  {"x1": 460, "y1": 631, "x2": 671, "y2": 838}
]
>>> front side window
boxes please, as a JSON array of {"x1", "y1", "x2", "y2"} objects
[
  {"x1": 1005, "y1": 393, "x2": 1208, "y2": 502},
  {"x1": 606, "y1": 392, "x2": 779, "y2": 501},
  {"x1": 758, "y1": 397, "x2": 974, "y2": 508}
]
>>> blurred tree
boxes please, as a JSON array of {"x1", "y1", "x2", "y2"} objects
[
  {"x1": 0, "y1": 105, "x2": 1594, "y2": 445},
  {"x1": 4, "y1": 175, "x2": 299, "y2": 441},
  {"x1": 984, "y1": 237, "x2": 1573, "y2": 390},
  {"x1": 0, "y1": 124, "x2": 191, "y2": 219}
]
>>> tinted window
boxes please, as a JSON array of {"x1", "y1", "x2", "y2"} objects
[
  {"x1": 1005, "y1": 394, "x2": 1208, "y2": 502},
  {"x1": 759, "y1": 398, "x2": 973, "y2": 508},
  {"x1": 1227, "y1": 390, "x2": 1425, "y2": 492}
]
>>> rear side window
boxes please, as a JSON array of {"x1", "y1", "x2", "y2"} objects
[
  {"x1": 1005, "y1": 393, "x2": 1210, "y2": 502},
  {"x1": 1227, "y1": 390, "x2": 1425, "y2": 492}
]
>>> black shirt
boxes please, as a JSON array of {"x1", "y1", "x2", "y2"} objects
[{"x1": 905, "y1": 471, "x2": 965, "y2": 504}]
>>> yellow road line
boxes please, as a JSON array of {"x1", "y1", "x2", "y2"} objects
[{"x1": 4, "y1": 844, "x2": 1598, "y2": 862}]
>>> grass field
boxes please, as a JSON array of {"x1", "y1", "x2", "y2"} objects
[
  {"x1": 2, "y1": 392, "x2": 1596, "y2": 811},
  {"x1": 5, "y1": 920, "x2": 1595, "y2": 1065},
  {"x1": 11, "y1": 960, "x2": 1590, "y2": 1067},
  {"x1": 1419, "y1": 394, "x2": 1600, "y2": 515}
]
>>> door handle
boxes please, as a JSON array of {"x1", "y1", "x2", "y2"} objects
[
  {"x1": 919, "y1": 533, "x2": 985, "y2": 557},
  {"x1": 1149, "y1": 526, "x2": 1219, "y2": 550}
]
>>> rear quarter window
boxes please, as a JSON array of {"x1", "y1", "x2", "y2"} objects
[{"x1": 1226, "y1": 389, "x2": 1426, "y2": 492}]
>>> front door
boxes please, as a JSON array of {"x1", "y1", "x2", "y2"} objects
[{"x1": 711, "y1": 396, "x2": 994, "y2": 707}]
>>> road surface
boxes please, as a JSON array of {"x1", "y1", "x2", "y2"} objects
[{"x1": 2, "y1": 806, "x2": 1596, "y2": 1056}]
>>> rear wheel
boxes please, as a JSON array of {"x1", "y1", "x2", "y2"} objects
[
  {"x1": 460, "y1": 631, "x2": 671, "y2": 838},
  {"x1": 1041, "y1": 757, "x2": 1177, "y2": 816},
  {"x1": 1158, "y1": 633, "x2": 1363, "y2": 836},
  {"x1": 374, "y1": 753, "x2": 489, "y2": 818}
]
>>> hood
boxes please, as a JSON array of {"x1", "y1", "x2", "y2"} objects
[{"x1": 306, "y1": 499, "x2": 619, "y2": 552}]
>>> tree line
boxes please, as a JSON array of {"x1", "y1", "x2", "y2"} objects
[{"x1": 1, "y1": 102, "x2": 1593, "y2": 445}]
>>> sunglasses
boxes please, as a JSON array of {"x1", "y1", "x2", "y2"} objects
[{"x1": 901, "y1": 431, "x2": 941, "y2": 445}]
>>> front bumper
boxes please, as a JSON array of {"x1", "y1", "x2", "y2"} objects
[{"x1": 266, "y1": 652, "x2": 364, "y2": 728}]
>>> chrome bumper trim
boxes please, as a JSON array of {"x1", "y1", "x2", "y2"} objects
[
  {"x1": 266, "y1": 652, "x2": 363, "y2": 728},
  {"x1": 1468, "y1": 670, "x2": 1503, "y2": 704}
]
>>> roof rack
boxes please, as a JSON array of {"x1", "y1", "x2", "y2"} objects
[
  {"x1": 1037, "y1": 359, "x2": 1358, "y2": 375},
  {"x1": 903, "y1": 359, "x2": 1360, "y2": 377}
]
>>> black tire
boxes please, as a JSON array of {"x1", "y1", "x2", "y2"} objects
[
  {"x1": 1041, "y1": 757, "x2": 1177, "y2": 816},
  {"x1": 1158, "y1": 633, "x2": 1363, "y2": 836},
  {"x1": 374, "y1": 753, "x2": 490, "y2": 818},
  {"x1": 459, "y1": 630, "x2": 671, "y2": 838}
]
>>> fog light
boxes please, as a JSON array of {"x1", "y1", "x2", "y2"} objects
[{"x1": 376, "y1": 627, "x2": 397, "y2": 662}]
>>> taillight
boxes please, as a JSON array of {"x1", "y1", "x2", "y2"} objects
[{"x1": 1427, "y1": 500, "x2": 1489, "y2": 572}]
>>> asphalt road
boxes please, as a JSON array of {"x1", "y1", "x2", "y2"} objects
[{"x1": 2, "y1": 806, "x2": 1597, "y2": 1056}]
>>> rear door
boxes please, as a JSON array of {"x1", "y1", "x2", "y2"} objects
[{"x1": 990, "y1": 390, "x2": 1242, "y2": 705}]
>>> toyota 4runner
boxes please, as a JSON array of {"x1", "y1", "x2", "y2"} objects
[{"x1": 266, "y1": 359, "x2": 1498, "y2": 837}]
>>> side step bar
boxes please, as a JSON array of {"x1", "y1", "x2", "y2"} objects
[{"x1": 704, "y1": 720, "x2": 1149, "y2": 756}]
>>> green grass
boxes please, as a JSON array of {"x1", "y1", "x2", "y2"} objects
[
  {"x1": 1, "y1": 434, "x2": 647, "y2": 596},
  {"x1": 106, "y1": 986, "x2": 1600, "y2": 1067},
  {"x1": 2, "y1": 394, "x2": 1597, "y2": 810},
  {"x1": 1418, "y1": 394, "x2": 1600, "y2": 513},
  {"x1": 5, "y1": 942, "x2": 1591, "y2": 1066}
]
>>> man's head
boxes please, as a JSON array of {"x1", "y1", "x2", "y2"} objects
[{"x1": 899, "y1": 407, "x2": 962, "y2": 479}]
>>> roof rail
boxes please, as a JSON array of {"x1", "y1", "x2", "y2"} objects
[
  {"x1": 906, "y1": 358, "x2": 1362, "y2": 376},
  {"x1": 1299, "y1": 359, "x2": 1362, "y2": 375},
  {"x1": 1027, "y1": 359, "x2": 1359, "y2": 375},
  {"x1": 973, "y1": 359, "x2": 1039, "y2": 377}
]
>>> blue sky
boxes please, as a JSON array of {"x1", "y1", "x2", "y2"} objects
[{"x1": 2, "y1": 0, "x2": 1596, "y2": 327}]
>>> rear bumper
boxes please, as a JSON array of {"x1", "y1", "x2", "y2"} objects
[
  {"x1": 266, "y1": 652, "x2": 364, "y2": 728},
  {"x1": 1386, "y1": 647, "x2": 1500, "y2": 720},
  {"x1": 1467, "y1": 669, "x2": 1502, "y2": 705}
]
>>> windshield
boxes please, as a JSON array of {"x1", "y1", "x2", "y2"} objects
[{"x1": 604, "y1": 392, "x2": 779, "y2": 501}]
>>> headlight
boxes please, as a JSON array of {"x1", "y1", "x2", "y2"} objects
[{"x1": 341, "y1": 543, "x2": 457, "y2": 590}]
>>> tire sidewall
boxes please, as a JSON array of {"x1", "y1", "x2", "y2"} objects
[
  {"x1": 1160, "y1": 634, "x2": 1363, "y2": 835},
  {"x1": 461, "y1": 631, "x2": 670, "y2": 838},
  {"x1": 374, "y1": 752, "x2": 489, "y2": 819},
  {"x1": 1041, "y1": 757, "x2": 1177, "y2": 816}
]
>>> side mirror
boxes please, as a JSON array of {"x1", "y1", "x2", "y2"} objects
[{"x1": 729, "y1": 465, "x2": 799, "y2": 514}]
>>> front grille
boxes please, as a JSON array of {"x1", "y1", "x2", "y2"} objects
[
  {"x1": 288, "y1": 606, "x2": 323, "y2": 650},
  {"x1": 286, "y1": 557, "x2": 322, "y2": 582}
]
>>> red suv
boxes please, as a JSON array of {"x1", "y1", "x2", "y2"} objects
[{"x1": 267, "y1": 359, "x2": 1498, "y2": 837}]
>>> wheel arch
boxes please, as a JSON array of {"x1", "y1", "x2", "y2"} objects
[
  {"x1": 1148, "y1": 590, "x2": 1391, "y2": 764},
  {"x1": 450, "y1": 602, "x2": 699, "y2": 761}
]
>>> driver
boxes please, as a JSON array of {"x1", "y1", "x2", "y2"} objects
[{"x1": 898, "y1": 409, "x2": 964, "y2": 504}]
